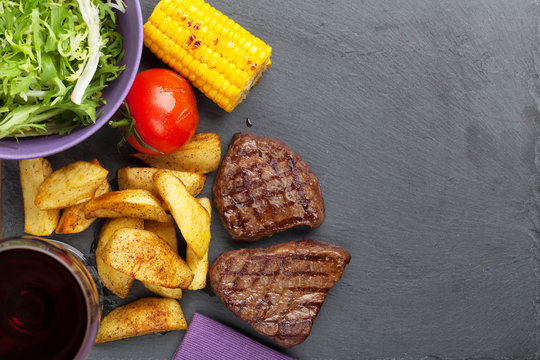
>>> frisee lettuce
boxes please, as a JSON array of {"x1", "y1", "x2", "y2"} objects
[{"x1": 0, "y1": 0, "x2": 125, "y2": 139}]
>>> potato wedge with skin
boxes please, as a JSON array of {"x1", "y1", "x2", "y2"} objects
[
  {"x1": 144, "y1": 283, "x2": 183, "y2": 299},
  {"x1": 35, "y1": 161, "x2": 108, "y2": 210},
  {"x1": 132, "y1": 133, "x2": 221, "y2": 173},
  {"x1": 57, "y1": 158, "x2": 109, "y2": 234},
  {"x1": 56, "y1": 179, "x2": 109, "y2": 234},
  {"x1": 186, "y1": 247, "x2": 208, "y2": 291},
  {"x1": 144, "y1": 215, "x2": 177, "y2": 251},
  {"x1": 153, "y1": 170, "x2": 211, "y2": 258},
  {"x1": 19, "y1": 158, "x2": 59, "y2": 236},
  {"x1": 102, "y1": 228, "x2": 193, "y2": 288},
  {"x1": 118, "y1": 167, "x2": 206, "y2": 200},
  {"x1": 95, "y1": 297, "x2": 187, "y2": 343},
  {"x1": 84, "y1": 189, "x2": 168, "y2": 222},
  {"x1": 96, "y1": 218, "x2": 144, "y2": 298},
  {"x1": 143, "y1": 216, "x2": 183, "y2": 298},
  {"x1": 187, "y1": 197, "x2": 211, "y2": 290}
]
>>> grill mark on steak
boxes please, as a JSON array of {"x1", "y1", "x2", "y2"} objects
[
  {"x1": 219, "y1": 270, "x2": 333, "y2": 278},
  {"x1": 257, "y1": 253, "x2": 339, "y2": 262},
  {"x1": 213, "y1": 133, "x2": 325, "y2": 241},
  {"x1": 287, "y1": 154, "x2": 311, "y2": 217},
  {"x1": 209, "y1": 240, "x2": 350, "y2": 348},
  {"x1": 231, "y1": 261, "x2": 250, "y2": 292}
]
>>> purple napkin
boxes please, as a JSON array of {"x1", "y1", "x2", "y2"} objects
[{"x1": 172, "y1": 313, "x2": 295, "y2": 360}]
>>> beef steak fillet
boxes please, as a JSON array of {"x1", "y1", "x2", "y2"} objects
[
  {"x1": 213, "y1": 133, "x2": 325, "y2": 241},
  {"x1": 209, "y1": 240, "x2": 351, "y2": 348}
]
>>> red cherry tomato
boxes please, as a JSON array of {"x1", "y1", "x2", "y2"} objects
[{"x1": 124, "y1": 69, "x2": 199, "y2": 155}]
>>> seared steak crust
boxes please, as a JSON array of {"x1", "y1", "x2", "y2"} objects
[
  {"x1": 213, "y1": 133, "x2": 325, "y2": 241},
  {"x1": 209, "y1": 240, "x2": 351, "y2": 348}
]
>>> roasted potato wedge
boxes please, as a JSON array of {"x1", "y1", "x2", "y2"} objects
[
  {"x1": 186, "y1": 246, "x2": 208, "y2": 291},
  {"x1": 144, "y1": 215, "x2": 177, "y2": 251},
  {"x1": 187, "y1": 197, "x2": 211, "y2": 290},
  {"x1": 95, "y1": 297, "x2": 187, "y2": 343},
  {"x1": 35, "y1": 161, "x2": 108, "y2": 210},
  {"x1": 143, "y1": 216, "x2": 183, "y2": 298},
  {"x1": 96, "y1": 218, "x2": 144, "y2": 298},
  {"x1": 84, "y1": 189, "x2": 168, "y2": 222},
  {"x1": 56, "y1": 179, "x2": 109, "y2": 234},
  {"x1": 132, "y1": 133, "x2": 221, "y2": 173},
  {"x1": 56, "y1": 158, "x2": 109, "y2": 234},
  {"x1": 153, "y1": 170, "x2": 211, "y2": 258},
  {"x1": 118, "y1": 167, "x2": 206, "y2": 201},
  {"x1": 101, "y1": 228, "x2": 193, "y2": 288},
  {"x1": 144, "y1": 283, "x2": 183, "y2": 299},
  {"x1": 19, "y1": 158, "x2": 59, "y2": 236}
]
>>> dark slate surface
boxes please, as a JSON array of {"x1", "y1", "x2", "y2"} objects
[{"x1": 3, "y1": 0, "x2": 540, "y2": 359}]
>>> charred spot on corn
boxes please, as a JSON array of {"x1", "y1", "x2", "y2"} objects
[{"x1": 143, "y1": 0, "x2": 272, "y2": 112}]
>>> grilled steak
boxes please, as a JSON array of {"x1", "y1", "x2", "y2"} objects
[
  {"x1": 209, "y1": 240, "x2": 351, "y2": 348},
  {"x1": 213, "y1": 133, "x2": 325, "y2": 241}
]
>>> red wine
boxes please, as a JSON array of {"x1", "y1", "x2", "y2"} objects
[{"x1": 0, "y1": 248, "x2": 88, "y2": 360}]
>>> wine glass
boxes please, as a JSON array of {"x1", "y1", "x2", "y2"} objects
[{"x1": 0, "y1": 236, "x2": 101, "y2": 360}]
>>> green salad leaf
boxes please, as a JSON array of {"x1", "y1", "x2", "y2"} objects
[{"x1": 0, "y1": 0, "x2": 125, "y2": 139}]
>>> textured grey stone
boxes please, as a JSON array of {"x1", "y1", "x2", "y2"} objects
[{"x1": 3, "y1": 0, "x2": 540, "y2": 359}]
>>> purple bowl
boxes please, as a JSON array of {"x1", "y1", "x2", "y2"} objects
[{"x1": 0, "y1": 1, "x2": 143, "y2": 160}]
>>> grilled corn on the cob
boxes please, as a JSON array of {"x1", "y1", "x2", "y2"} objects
[{"x1": 144, "y1": 0, "x2": 272, "y2": 112}]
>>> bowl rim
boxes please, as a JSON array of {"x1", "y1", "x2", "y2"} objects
[{"x1": 0, "y1": 1, "x2": 143, "y2": 160}]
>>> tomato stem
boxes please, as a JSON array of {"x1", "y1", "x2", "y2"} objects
[
  {"x1": 108, "y1": 119, "x2": 131, "y2": 128},
  {"x1": 109, "y1": 101, "x2": 164, "y2": 154}
]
